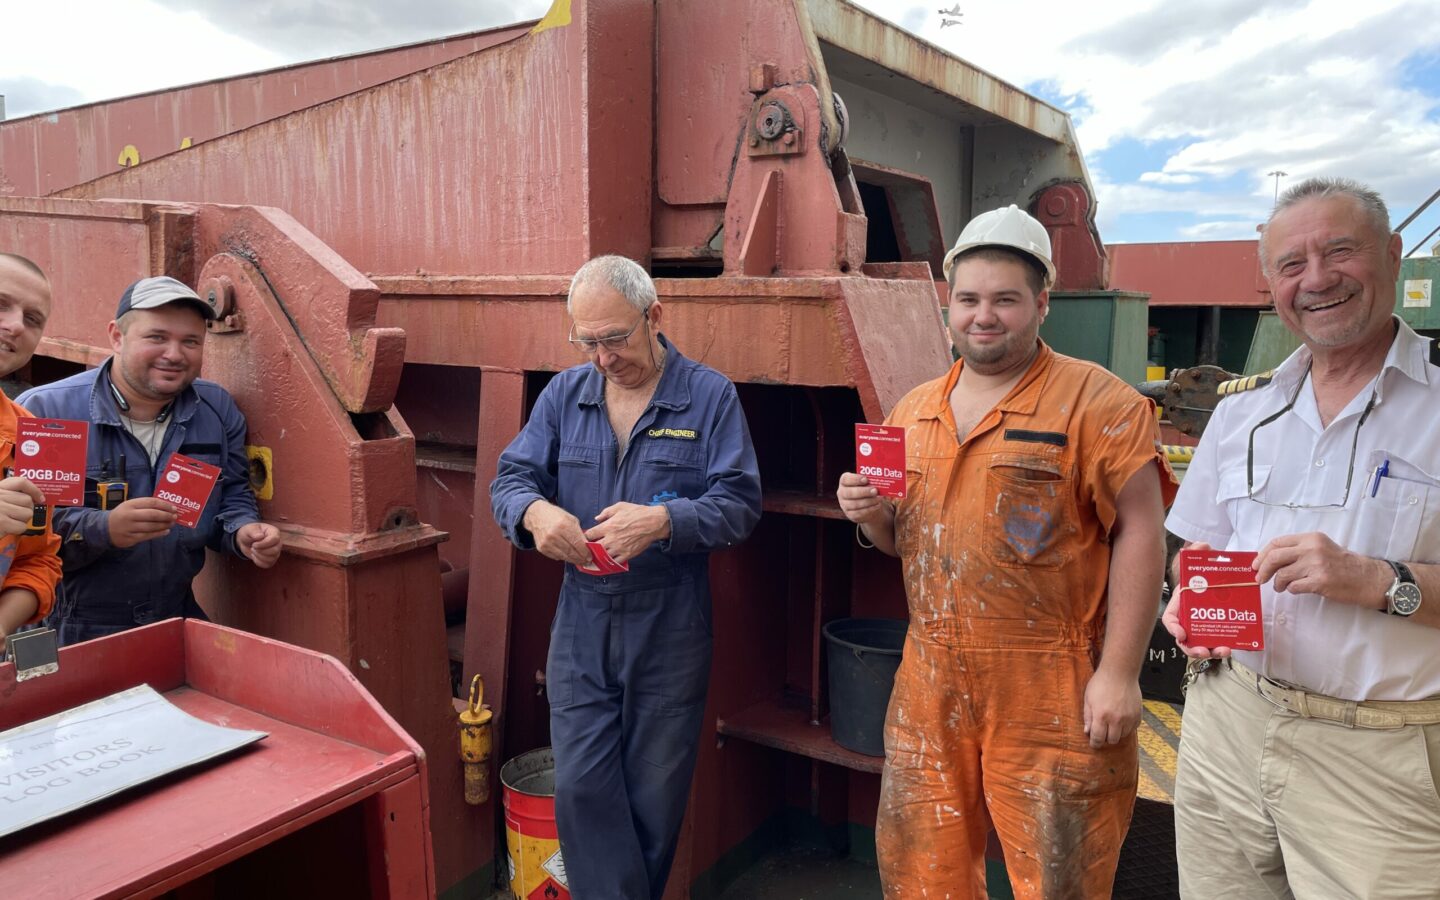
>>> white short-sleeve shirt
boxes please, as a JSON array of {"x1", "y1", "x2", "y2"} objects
[{"x1": 1167, "y1": 318, "x2": 1440, "y2": 701}]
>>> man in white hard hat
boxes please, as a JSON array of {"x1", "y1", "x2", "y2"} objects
[{"x1": 837, "y1": 205, "x2": 1175, "y2": 898}]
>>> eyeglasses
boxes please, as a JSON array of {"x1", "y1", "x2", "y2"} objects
[
  {"x1": 1247, "y1": 363, "x2": 1378, "y2": 510},
  {"x1": 568, "y1": 316, "x2": 648, "y2": 355}
]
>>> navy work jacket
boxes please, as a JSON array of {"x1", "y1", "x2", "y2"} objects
[
  {"x1": 17, "y1": 360, "x2": 261, "y2": 626},
  {"x1": 490, "y1": 335, "x2": 762, "y2": 592}
]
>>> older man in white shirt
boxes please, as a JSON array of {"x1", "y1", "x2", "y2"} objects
[{"x1": 1164, "y1": 176, "x2": 1440, "y2": 899}]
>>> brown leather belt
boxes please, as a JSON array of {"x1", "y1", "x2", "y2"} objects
[{"x1": 1228, "y1": 659, "x2": 1440, "y2": 729}]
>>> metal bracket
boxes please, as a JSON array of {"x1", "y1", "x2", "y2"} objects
[
  {"x1": 747, "y1": 99, "x2": 804, "y2": 158},
  {"x1": 6, "y1": 627, "x2": 59, "y2": 681}
]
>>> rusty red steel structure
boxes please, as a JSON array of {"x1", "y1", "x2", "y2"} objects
[
  {"x1": 1110, "y1": 239, "x2": 1271, "y2": 307},
  {"x1": 0, "y1": 26, "x2": 531, "y2": 200},
  {"x1": 0, "y1": 0, "x2": 1111, "y2": 895}
]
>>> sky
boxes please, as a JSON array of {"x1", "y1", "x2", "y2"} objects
[{"x1": 2, "y1": 0, "x2": 1438, "y2": 248}]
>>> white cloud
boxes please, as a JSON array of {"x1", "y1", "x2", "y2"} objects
[
  {"x1": 1140, "y1": 172, "x2": 1200, "y2": 185},
  {"x1": 1178, "y1": 221, "x2": 1266, "y2": 240},
  {"x1": 861, "y1": 0, "x2": 1440, "y2": 240},
  {"x1": 3, "y1": 0, "x2": 1438, "y2": 243},
  {"x1": 1, "y1": 0, "x2": 287, "y2": 108}
]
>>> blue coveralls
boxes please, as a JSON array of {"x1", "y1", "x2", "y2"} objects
[
  {"x1": 17, "y1": 361, "x2": 262, "y2": 645},
  {"x1": 491, "y1": 335, "x2": 762, "y2": 900}
]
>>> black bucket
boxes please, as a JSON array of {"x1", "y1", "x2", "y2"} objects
[{"x1": 822, "y1": 618, "x2": 908, "y2": 756}]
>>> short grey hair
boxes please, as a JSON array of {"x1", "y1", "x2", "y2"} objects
[
  {"x1": 1260, "y1": 177, "x2": 1391, "y2": 274},
  {"x1": 567, "y1": 255, "x2": 657, "y2": 314}
]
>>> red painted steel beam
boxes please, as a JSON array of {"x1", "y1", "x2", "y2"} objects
[
  {"x1": 375, "y1": 274, "x2": 950, "y2": 421},
  {"x1": 58, "y1": 2, "x2": 653, "y2": 280},
  {"x1": 463, "y1": 369, "x2": 527, "y2": 792},
  {"x1": 0, "y1": 25, "x2": 532, "y2": 199}
]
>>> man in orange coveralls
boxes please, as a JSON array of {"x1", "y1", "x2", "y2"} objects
[
  {"x1": 837, "y1": 206, "x2": 1174, "y2": 898},
  {"x1": 0, "y1": 253, "x2": 64, "y2": 655}
]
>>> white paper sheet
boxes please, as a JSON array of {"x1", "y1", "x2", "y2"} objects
[{"x1": 0, "y1": 684, "x2": 266, "y2": 838}]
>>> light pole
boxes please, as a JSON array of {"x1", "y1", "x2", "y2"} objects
[{"x1": 1267, "y1": 170, "x2": 1287, "y2": 205}]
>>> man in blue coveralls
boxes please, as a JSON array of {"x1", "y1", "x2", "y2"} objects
[
  {"x1": 19, "y1": 276, "x2": 283, "y2": 645},
  {"x1": 491, "y1": 255, "x2": 762, "y2": 899}
]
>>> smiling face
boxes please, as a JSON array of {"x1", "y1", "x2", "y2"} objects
[
  {"x1": 108, "y1": 304, "x2": 207, "y2": 406},
  {"x1": 0, "y1": 257, "x2": 51, "y2": 378},
  {"x1": 948, "y1": 255, "x2": 1048, "y2": 377},
  {"x1": 1263, "y1": 194, "x2": 1402, "y2": 353}
]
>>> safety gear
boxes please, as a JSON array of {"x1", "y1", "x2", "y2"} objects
[
  {"x1": 874, "y1": 345, "x2": 1176, "y2": 898},
  {"x1": 942, "y1": 204, "x2": 1056, "y2": 288}
]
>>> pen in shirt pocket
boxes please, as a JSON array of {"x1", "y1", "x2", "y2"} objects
[{"x1": 1370, "y1": 457, "x2": 1390, "y2": 498}]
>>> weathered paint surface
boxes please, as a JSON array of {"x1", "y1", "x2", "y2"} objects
[
  {"x1": 1, "y1": 0, "x2": 1112, "y2": 893},
  {"x1": 0, "y1": 196, "x2": 476, "y2": 892},
  {"x1": 1110, "y1": 240, "x2": 1271, "y2": 307},
  {"x1": 0, "y1": 26, "x2": 530, "y2": 199},
  {"x1": 373, "y1": 273, "x2": 949, "y2": 420}
]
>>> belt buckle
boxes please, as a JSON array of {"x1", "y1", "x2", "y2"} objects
[{"x1": 1182, "y1": 657, "x2": 1219, "y2": 695}]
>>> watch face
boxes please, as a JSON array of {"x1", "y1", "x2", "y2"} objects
[{"x1": 1392, "y1": 583, "x2": 1423, "y2": 616}]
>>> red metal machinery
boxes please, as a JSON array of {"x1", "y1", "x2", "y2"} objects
[
  {"x1": 0, "y1": 25, "x2": 531, "y2": 199},
  {"x1": 0, "y1": 619, "x2": 434, "y2": 898},
  {"x1": 0, "y1": 0, "x2": 1113, "y2": 895}
]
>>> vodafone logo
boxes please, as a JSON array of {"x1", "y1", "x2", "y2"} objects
[
  {"x1": 165, "y1": 470, "x2": 181, "y2": 484},
  {"x1": 19, "y1": 440, "x2": 38, "y2": 457},
  {"x1": 859, "y1": 442, "x2": 873, "y2": 457},
  {"x1": 1188, "y1": 575, "x2": 1208, "y2": 594}
]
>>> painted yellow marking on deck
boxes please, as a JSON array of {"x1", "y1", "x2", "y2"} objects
[
  {"x1": 1138, "y1": 721, "x2": 1179, "y2": 776},
  {"x1": 1147, "y1": 699, "x2": 1184, "y2": 738},
  {"x1": 1137, "y1": 767, "x2": 1165, "y2": 803},
  {"x1": 1135, "y1": 700, "x2": 1183, "y2": 803}
]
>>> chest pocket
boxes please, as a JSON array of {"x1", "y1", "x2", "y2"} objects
[
  {"x1": 636, "y1": 441, "x2": 706, "y2": 501},
  {"x1": 1216, "y1": 464, "x2": 1268, "y2": 550},
  {"x1": 983, "y1": 451, "x2": 1074, "y2": 569},
  {"x1": 557, "y1": 444, "x2": 602, "y2": 521},
  {"x1": 1352, "y1": 451, "x2": 1440, "y2": 564}
]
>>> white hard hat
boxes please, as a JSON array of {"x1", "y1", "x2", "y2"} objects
[{"x1": 942, "y1": 204, "x2": 1056, "y2": 289}]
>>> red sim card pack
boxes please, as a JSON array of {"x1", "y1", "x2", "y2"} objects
[
  {"x1": 1177, "y1": 548, "x2": 1264, "y2": 651},
  {"x1": 15, "y1": 417, "x2": 89, "y2": 506},
  {"x1": 156, "y1": 453, "x2": 222, "y2": 528},
  {"x1": 583, "y1": 541, "x2": 629, "y2": 575},
  {"x1": 855, "y1": 424, "x2": 906, "y2": 499}
]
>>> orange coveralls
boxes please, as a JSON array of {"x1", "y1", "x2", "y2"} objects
[{"x1": 875, "y1": 343, "x2": 1174, "y2": 899}]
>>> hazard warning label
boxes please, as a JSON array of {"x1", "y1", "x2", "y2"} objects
[
  {"x1": 542, "y1": 848, "x2": 568, "y2": 888},
  {"x1": 527, "y1": 877, "x2": 566, "y2": 900}
]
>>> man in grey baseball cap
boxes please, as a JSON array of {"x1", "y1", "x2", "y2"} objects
[
  {"x1": 18, "y1": 274, "x2": 281, "y2": 646},
  {"x1": 113, "y1": 275, "x2": 218, "y2": 321}
]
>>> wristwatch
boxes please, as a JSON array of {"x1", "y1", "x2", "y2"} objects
[{"x1": 1384, "y1": 560, "x2": 1423, "y2": 616}]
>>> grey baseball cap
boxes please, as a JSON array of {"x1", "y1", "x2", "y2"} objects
[{"x1": 115, "y1": 276, "x2": 216, "y2": 320}]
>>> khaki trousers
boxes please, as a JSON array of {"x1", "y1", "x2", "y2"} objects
[{"x1": 1175, "y1": 660, "x2": 1440, "y2": 899}]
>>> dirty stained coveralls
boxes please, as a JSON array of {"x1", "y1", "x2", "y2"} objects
[
  {"x1": 491, "y1": 335, "x2": 761, "y2": 900},
  {"x1": 876, "y1": 342, "x2": 1173, "y2": 899},
  {"x1": 18, "y1": 361, "x2": 263, "y2": 646}
]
